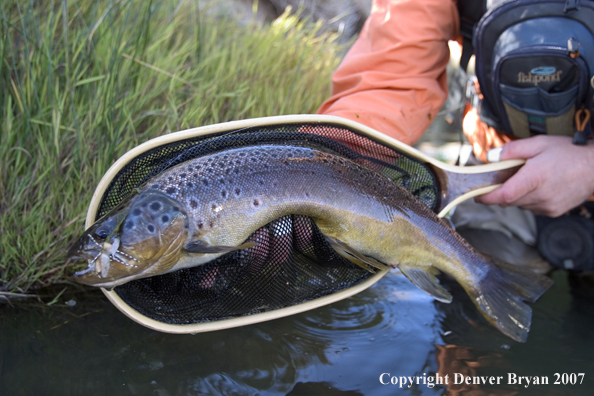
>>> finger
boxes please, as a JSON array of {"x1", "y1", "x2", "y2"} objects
[
  {"x1": 293, "y1": 215, "x2": 313, "y2": 252},
  {"x1": 498, "y1": 136, "x2": 552, "y2": 161},
  {"x1": 475, "y1": 168, "x2": 538, "y2": 206},
  {"x1": 269, "y1": 216, "x2": 293, "y2": 265},
  {"x1": 247, "y1": 227, "x2": 270, "y2": 274}
]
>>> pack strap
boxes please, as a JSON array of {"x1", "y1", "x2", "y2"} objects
[
  {"x1": 460, "y1": 36, "x2": 473, "y2": 71},
  {"x1": 564, "y1": 0, "x2": 581, "y2": 13}
]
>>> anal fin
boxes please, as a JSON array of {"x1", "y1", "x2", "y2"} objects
[
  {"x1": 326, "y1": 236, "x2": 390, "y2": 273},
  {"x1": 398, "y1": 265, "x2": 452, "y2": 303}
]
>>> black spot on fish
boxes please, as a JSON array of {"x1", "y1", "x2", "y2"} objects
[
  {"x1": 132, "y1": 209, "x2": 141, "y2": 216},
  {"x1": 166, "y1": 187, "x2": 177, "y2": 194},
  {"x1": 173, "y1": 206, "x2": 179, "y2": 212},
  {"x1": 272, "y1": 182, "x2": 277, "y2": 188},
  {"x1": 147, "y1": 225, "x2": 155, "y2": 233},
  {"x1": 305, "y1": 192, "x2": 310, "y2": 198},
  {"x1": 209, "y1": 221, "x2": 214, "y2": 228},
  {"x1": 125, "y1": 221, "x2": 134, "y2": 230},
  {"x1": 253, "y1": 199, "x2": 260, "y2": 207},
  {"x1": 258, "y1": 180, "x2": 264, "y2": 186},
  {"x1": 218, "y1": 178, "x2": 225, "y2": 185},
  {"x1": 168, "y1": 177, "x2": 173, "y2": 181},
  {"x1": 150, "y1": 202, "x2": 162, "y2": 211},
  {"x1": 180, "y1": 173, "x2": 187, "y2": 179},
  {"x1": 188, "y1": 166, "x2": 194, "y2": 172},
  {"x1": 202, "y1": 179, "x2": 209, "y2": 187},
  {"x1": 234, "y1": 188, "x2": 241, "y2": 197},
  {"x1": 221, "y1": 190, "x2": 227, "y2": 199},
  {"x1": 197, "y1": 221, "x2": 203, "y2": 229},
  {"x1": 239, "y1": 152, "x2": 246, "y2": 157},
  {"x1": 161, "y1": 215, "x2": 169, "y2": 223},
  {"x1": 190, "y1": 199, "x2": 198, "y2": 209},
  {"x1": 187, "y1": 182, "x2": 194, "y2": 188}
]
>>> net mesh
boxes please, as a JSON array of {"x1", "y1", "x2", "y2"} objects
[{"x1": 97, "y1": 123, "x2": 439, "y2": 325}]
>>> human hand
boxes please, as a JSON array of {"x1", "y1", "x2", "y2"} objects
[{"x1": 475, "y1": 135, "x2": 594, "y2": 217}]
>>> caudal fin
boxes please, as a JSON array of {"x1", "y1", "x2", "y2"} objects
[{"x1": 468, "y1": 264, "x2": 553, "y2": 343}]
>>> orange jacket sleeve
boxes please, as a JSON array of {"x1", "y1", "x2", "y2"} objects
[{"x1": 317, "y1": 0, "x2": 460, "y2": 145}]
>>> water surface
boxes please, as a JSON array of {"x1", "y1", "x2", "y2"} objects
[{"x1": 2, "y1": 229, "x2": 593, "y2": 395}]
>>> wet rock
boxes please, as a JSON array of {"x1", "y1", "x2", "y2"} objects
[
  {"x1": 266, "y1": 0, "x2": 372, "y2": 40},
  {"x1": 208, "y1": 0, "x2": 372, "y2": 40}
]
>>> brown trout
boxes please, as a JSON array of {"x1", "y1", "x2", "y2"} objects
[{"x1": 68, "y1": 145, "x2": 551, "y2": 342}]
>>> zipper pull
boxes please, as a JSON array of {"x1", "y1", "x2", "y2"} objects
[
  {"x1": 568, "y1": 37, "x2": 580, "y2": 59},
  {"x1": 573, "y1": 108, "x2": 591, "y2": 145}
]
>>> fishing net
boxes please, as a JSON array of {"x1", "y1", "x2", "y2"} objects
[{"x1": 95, "y1": 123, "x2": 439, "y2": 325}]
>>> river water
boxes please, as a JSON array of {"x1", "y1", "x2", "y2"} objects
[
  {"x1": 2, "y1": 227, "x2": 594, "y2": 395},
  {"x1": 3, "y1": 84, "x2": 593, "y2": 394}
]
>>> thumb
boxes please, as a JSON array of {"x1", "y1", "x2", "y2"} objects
[{"x1": 498, "y1": 136, "x2": 548, "y2": 161}]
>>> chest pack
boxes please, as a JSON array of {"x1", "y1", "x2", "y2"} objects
[{"x1": 459, "y1": 0, "x2": 594, "y2": 144}]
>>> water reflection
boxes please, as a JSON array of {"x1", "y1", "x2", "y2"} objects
[{"x1": 1, "y1": 271, "x2": 444, "y2": 395}]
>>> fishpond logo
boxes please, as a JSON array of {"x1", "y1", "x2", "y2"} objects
[{"x1": 518, "y1": 67, "x2": 562, "y2": 86}]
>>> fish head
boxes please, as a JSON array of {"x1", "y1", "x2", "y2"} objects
[{"x1": 69, "y1": 190, "x2": 189, "y2": 288}]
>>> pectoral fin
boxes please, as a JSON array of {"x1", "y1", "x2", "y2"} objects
[
  {"x1": 398, "y1": 265, "x2": 452, "y2": 303},
  {"x1": 184, "y1": 240, "x2": 256, "y2": 254},
  {"x1": 326, "y1": 236, "x2": 390, "y2": 273}
]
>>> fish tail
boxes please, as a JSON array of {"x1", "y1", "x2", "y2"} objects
[{"x1": 467, "y1": 262, "x2": 553, "y2": 343}]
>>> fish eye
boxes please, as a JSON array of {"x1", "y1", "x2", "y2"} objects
[{"x1": 95, "y1": 227, "x2": 109, "y2": 239}]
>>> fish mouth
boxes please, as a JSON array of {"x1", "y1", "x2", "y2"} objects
[
  {"x1": 69, "y1": 234, "x2": 141, "y2": 281},
  {"x1": 64, "y1": 254, "x2": 94, "y2": 277}
]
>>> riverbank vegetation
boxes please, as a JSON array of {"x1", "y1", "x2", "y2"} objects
[{"x1": 0, "y1": 0, "x2": 345, "y2": 295}]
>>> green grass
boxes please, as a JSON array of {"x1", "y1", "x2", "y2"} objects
[{"x1": 0, "y1": 0, "x2": 344, "y2": 294}]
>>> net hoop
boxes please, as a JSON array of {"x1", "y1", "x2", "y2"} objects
[{"x1": 87, "y1": 114, "x2": 520, "y2": 333}]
